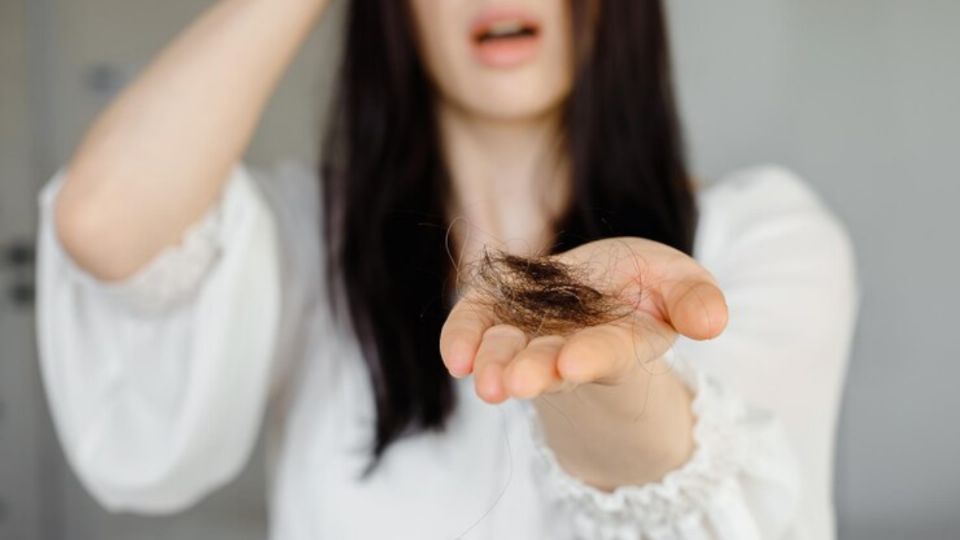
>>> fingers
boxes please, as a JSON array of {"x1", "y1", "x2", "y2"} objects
[
  {"x1": 473, "y1": 325, "x2": 528, "y2": 403},
  {"x1": 503, "y1": 336, "x2": 569, "y2": 399},
  {"x1": 475, "y1": 332, "x2": 570, "y2": 403},
  {"x1": 472, "y1": 315, "x2": 678, "y2": 403},
  {"x1": 660, "y1": 276, "x2": 728, "y2": 340},
  {"x1": 464, "y1": 317, "x2": 677, "y2": 402},
  {"x1": 439, "y1": 297, "x2": 497, "y2": 377},
  {"x1": 606, "y1": 238, "x2": 728, "y2": 341},
  {"x1": 557, "y1": 314, "x2": 676, "y2": 385}
]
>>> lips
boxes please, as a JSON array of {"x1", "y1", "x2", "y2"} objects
[{"x1": 469, "y1": 9, "x2": 542, "y2": 68}]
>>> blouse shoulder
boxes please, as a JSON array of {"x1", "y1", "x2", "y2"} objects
[
  {"x1": 698, "y1": 164, "x2": 825, "y2": 208},
  {"x1": 693, "y1": 165, "x2": 859, "y2": 297}
]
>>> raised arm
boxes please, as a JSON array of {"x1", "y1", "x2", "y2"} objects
[
  {"x1": 34, "y1": 0, "x2": 332, "y2": 513},
  {"x1": 54, "y1": 0, "x2": 330, "y2": 281}
]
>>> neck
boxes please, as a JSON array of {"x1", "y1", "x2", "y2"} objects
[{"x1": 438, "y1": 101, "x2": 571, "y2": 265}]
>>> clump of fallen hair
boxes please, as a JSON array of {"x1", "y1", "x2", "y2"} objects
[{"x1": 461, "y1": 248, "x2": 637, "y2": 336}]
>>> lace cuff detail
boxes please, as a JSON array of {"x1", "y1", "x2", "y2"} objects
[
  {"x1": 38, "y1": 164, "x2": 251, "y2": 315},
  {"x1": 525, "y1": 351, "x2": 750, "y2": 536}
]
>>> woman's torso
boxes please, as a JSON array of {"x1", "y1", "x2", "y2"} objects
[{"x1": 257, "y1": 159, "x2": 716, "y2": 539}]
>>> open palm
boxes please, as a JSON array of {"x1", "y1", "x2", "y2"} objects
[{"x1": 439, "y1": 237, "x2": 729, "y2": 404}]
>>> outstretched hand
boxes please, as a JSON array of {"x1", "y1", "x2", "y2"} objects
[{"x1": 439, "y1": 237, "x2": 729, "y2": 404}]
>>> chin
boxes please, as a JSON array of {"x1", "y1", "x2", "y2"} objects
[{"x1": 449, "y1": 72, "x2": 571, "y2": 122}]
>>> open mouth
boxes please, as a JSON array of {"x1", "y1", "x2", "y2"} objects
[
  {"x1": 469, "y1": 12, "x2": 543, "y2": 68},
  {"x1": 473, "y1": 20, "x2": 541, "y2": 44}
]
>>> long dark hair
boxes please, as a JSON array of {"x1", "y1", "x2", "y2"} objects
[{"x1": 321, "y1": 0, "x2": 697, "y2": 474}]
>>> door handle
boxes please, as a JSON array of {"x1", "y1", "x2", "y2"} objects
[{"x1": 2, "y1": 239, "x2": 35, "y2": 307}]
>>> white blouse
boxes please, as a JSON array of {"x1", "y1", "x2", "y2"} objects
[{"x1": 35, "y1": 160, "x2": 860, "y2": 540}]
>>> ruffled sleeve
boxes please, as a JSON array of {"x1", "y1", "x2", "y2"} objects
[
  {"x1": 526, "y1": 350, "x2": 800, "y2": 540},
  {"x1": 524, "y1": 165, "x2": 860, "y2": 539},
  {"x1": 35, "y1": 162, "x2": 283, "y2": 513}
]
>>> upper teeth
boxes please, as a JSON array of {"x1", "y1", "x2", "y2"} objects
[{"x1": 486, "y1": 21, "x2": 526, "y2": 37}]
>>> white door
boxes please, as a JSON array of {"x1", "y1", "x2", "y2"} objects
[{"x1": 0, "y1": 0, "x2": 47, "y2": 538}]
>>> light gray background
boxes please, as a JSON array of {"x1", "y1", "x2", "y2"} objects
[{"x1": 1, "y1": 0, "x2": 957, "y2": 538}]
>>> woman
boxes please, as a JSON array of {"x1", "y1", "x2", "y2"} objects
[{"x1": 35, "y1": 0, "x2": 860, "y2": 538}]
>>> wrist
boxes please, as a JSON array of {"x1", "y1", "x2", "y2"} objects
[{"x1": 532, "y1": 362, "x2": 695, "y2": 490}]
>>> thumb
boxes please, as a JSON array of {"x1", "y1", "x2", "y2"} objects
[{"x1": 660, "y1": 277, "x2": 728, "y2": 340}]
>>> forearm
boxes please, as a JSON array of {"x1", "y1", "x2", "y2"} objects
[
  {"x1": 532, "y1": 356, "x2": 695, "y2": 491},
  {"x1": 56, "y1": 0, "x2": 329, "y2": 281}
]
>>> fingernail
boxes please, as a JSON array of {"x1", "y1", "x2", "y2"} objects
[{"x1": 449, "y1": 358, "x2": 469, "y2": 378}]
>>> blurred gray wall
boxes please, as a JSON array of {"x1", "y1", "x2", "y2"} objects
[{"x1": 1, "y1": 0, "x2": 957, "y2": 538}]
